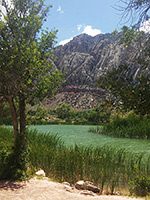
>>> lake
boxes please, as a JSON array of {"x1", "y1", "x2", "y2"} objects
[{"x1": 28, "y1": 125, "x2": 150, "y2": 156}]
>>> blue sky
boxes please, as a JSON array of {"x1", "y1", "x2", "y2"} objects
[
  {"x1": 1, "y1": 0, "x2": 149, "y2": 45},
  {"x1": 44, "y1": 0, "x2": 127, "y2": 45}
]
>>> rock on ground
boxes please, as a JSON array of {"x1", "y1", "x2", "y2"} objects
[{"x1": 0, "y1": 178, "x2": 143, "y2": 200}]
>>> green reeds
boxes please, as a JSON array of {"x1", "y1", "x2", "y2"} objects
[
  {"x1": 26, "y1": 129, "x2": 150, "y2": 193},
  {"x1": 1, "y1": 126, "x2": 150, "y2": 194},
  {"x1": 0, "y1": 126, "x2": 14, "y2": 149},
  {"x1": 91, "y1": 115, "x2": 150, "y2": 139}
]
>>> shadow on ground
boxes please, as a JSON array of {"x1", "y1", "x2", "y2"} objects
[{"x1": 0, "y1": 181, "x2": 26, "y2": 191}]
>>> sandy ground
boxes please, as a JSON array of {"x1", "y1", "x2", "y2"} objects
[{"x1": 0, "y1": 178, "x2": 144, "y2": 200}]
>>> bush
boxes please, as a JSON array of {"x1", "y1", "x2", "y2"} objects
[
  {"x1": 0, "y1": 117, "x2": 12, "y2": 125},
  {"x1": 0, "y1": 103, "x2": 12, "y2": 125},
  {"x1": 0, "y1": 127, "x2": 31, "y2": 180},
  {"x1": 94, "y1": 114, "x2": 150, "y2": 139},
  {"x1": 129, "y1": 165, "x2": 150, "y2": 196},
  {"x1": 0, "y1": 134, "x2": 30, "y2": 180}
]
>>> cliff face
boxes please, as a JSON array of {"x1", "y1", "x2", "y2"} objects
[
  {"x1": 48, "y1": 33, "x2": 140, "y2": 110},
  {"x1": 53, "y1": 33, "x2": 139, "y2": 87}
]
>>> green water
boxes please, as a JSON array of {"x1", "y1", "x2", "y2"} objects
[{"x1": 28, "y1": 125, "x2": 150, "y2": 155}]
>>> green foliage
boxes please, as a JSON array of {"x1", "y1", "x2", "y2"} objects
[
  {"x1": 2, "y1": 135, "x2": 29, "y2": 180},
  {"x1": 21, "y1": 130, "x2": 150, "y2": 193},
  {"x1": 0, "y1": 127, "x2": 31, "y2": 180},
  {"x1": 0, "y1": 0, "x2": 64, "y2": 177},
  {"x1": 56, "y1": 103, "x2": 73, "y2": 120},
  {"x1": 54, "y1": 103, "x2": 111, "y2": 124},
  {"x1": 129, "y1": 165, "x2": 150, "y2": 196},
  {"x1": 91, "y1": 103, "x2": 111, "y2": 122},
  {"x1": 0, "y1": 0, "x2": 64, "y2": 139},
  {"x1": 0, "y1": 102, "x2": 11, "y2": 118},
  {"x1": 120, "y1": 26, "x2": 137, "y2": 47},
  {"x1": 0, "y1": 127, "x2": 14, "y2": 149},
  {"x1": 98, "y1": 114, "x2": 150, "y2": 139},
  {"x1": 26, "y1": 129, "x2": 64, "y2": 174},
  {"x1": 0, "y1": 0, "x2": 59, "y2": 101},
  {"x1": 97, "y1": 20, "x2": 149, "y2": 118},
  {"x1": 27, "y1": 104, "x2": 48, "y2": 124},
  {"x1": 0, "y1": 102, "x2": 12, "y2": 125},
  {"x1": 89, "y1": 126, "x2": 102, "y2": 133},
  {"x1": 0, "y1": 117, "x2": 12, "y2": 125},
  {"x1": 98, "y1": 64, "x2": 150, "y2": 117},
  {"x1": 112, "y1": 29, "x2": 118, "y2": 37},
  {"x1": 26, "y1": 101, "x2": 112, "y2": 125},
  {"x1": 1, "y1": 126, "x2": 150, "y2": 195}
]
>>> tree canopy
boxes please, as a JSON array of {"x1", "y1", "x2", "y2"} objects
[
  {"x1": 98, "y1": 65, "x2": 150, "y2": 117},
  {"x1": 98, "y1": 0, "x2": 150, "y2": 117},
  {"x1": 0, "y1": 0, "x2": 63, "y2": 140}
]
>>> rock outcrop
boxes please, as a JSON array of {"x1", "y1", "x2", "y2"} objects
[{"x1": 53, "y1": 33, "x2": 140, "y2": 87}]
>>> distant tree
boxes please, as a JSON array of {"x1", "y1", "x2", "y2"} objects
[
  {"x1": 56, "y1": 103, "x2": 73, "y2": 120},
  {"x1": 0, "y1": 0, "x2": 63, "y2": 145},
  {"x1": 35, "y1": 104, "x2": 48, "y2": 121},
  {"x1": 88, "y1": 103, "x2": 111, "y2": 122}
]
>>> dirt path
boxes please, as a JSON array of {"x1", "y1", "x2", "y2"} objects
[{"x1": 0, "y1": 178, "x2": 143, "y2": 200}]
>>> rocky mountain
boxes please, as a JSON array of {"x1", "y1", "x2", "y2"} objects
[{"x1": 47, "y1": 32, "x2": 140, "y2": 110}]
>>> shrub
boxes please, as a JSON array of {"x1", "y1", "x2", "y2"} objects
[
  {"x1": 129, "y1": 165, "x2": 150, "y2": 196},
  {"x1": 0, "y1": 127, "x2": 32, "y2": 180},
  {"x1": 93, "y1": 114, "x2": 150, "y2": 139},
  {"x1": 0, "y1": 117, "x2": 12, "y2": 125},
  {"x1": 0, "y1": 134, "x2": 30, "y2": 180}
]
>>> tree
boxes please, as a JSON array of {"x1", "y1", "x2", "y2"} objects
[
  {"x1": 119, "y1": 0, "x2": 150, "y2": 27},
  {"x1": 56, "y1": 103, "x2": 73, "y2": 121},
  {"x1": 88, "y1": 103, "x2": 111, "y2": 122},
  {"x1": 98, "y1": 65, "x2": 150, "y2": 117},
  {"x1": 97, "y1": 0, "x2": 150, "y2": 118},
  {"x1": 0, "y1": 0, "x2": 63, "y2": 145}
]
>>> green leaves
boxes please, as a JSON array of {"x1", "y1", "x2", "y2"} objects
[
  {"x1": 97, "y1": 64, "x2": 150, "y2": 117},
  {"x1": 0, "y1": 0, "x2": 63, "y2": 102},
  {"x1": 120, "y1": 26, "x2": 136, "y2": 47},
  {"x1": 56, "y1": 103, "x2": 73, "y2": 119},
  {"x1": 0, "y1": 0, "x2": 64, "y2": 139}
]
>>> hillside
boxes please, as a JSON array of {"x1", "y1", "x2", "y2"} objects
[{"x1": 47, "y1": 33, "x2": 140, "y2": 110}]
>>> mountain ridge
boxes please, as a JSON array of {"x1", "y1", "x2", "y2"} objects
[{"x1": 47, "y1": 32, "x2": 140, "y2": 110}]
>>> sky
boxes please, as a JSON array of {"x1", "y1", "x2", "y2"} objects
[
  {"x1": 1, "y1": 0, "x2": 149, "y2": 46},
  {"x1": 44, "y1": 0, "x2": 128, "y2": 45}
]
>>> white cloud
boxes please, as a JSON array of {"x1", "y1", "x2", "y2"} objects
[
  {"x1": 59, "y1": 37, "x2": 73, "y2": 46},
  {"x1": 57, "y1": 5, "x2": 64, "y2": 14},
  {"x1": 59, "y1": 25, "x2": 102, "y2": 46},
  {"x1": 82, "y1": 25, "x2": 101, "y2": 36},
  {"x1": 139, "y1": 20, "x2": 150, "y2": 33},
  {"x1": 77, "y1": 24, "x2": 83, "y2": 31}
]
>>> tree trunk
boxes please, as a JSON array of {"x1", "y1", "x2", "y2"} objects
[
  {"x1": 19, "y1": 93, "x2": 26, "y2": 149},
  {"x1": 7, "y1": 96, "x2": 18, "y2": 140}
]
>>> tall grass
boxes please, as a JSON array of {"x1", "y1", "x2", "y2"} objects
[
  {"x1": 26, "y1": 129, "x2": 150, "y2": 193},
  {"x1": 91, "y1": 115, "x2": 150, "y2": 139},
  {"x1": 0, "y1": 126, "x2": 14, "y2": 149},
  {"x1": 1, "y1": 126, "x2": 150, "y2": 193}
]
